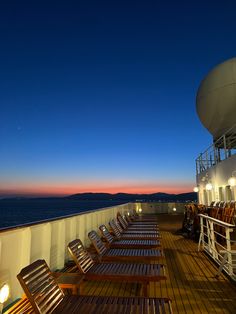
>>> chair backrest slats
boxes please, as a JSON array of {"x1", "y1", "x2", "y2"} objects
[
  {"x1": 117, "y1": 213, "x2": 128, "y2": 229},
  {"x1": 17, "y1": 259, "x2": 64, "y2": 314},
  {"x1": 115, "y1": 219, "x2": 123, "y2": 232},
  {"x1": 122, "y1": 213, "x2": 129, "y2": 225},
  {"x1": 68, "y1": 239, "x2": 95, "y2": 273},
  {"x1": 99, "y1": 225, "x2": 114, "y2": 244},
  {"x1": 39, "y1": 285, "x2": 63, "y2": 313},
  {"x1": 88, "y1": 230, "x2": 107, "y2": 255},
  {"x1": 109, "y1": 219, "x2": 122, "y2": 238},
  {"x1": 124, "y1": 213, "x2": 132, "y2": 223}
]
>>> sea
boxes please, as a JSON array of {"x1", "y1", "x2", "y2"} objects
[{"x1": 0, "y1": 199, "x2": 127, "y2": 229}]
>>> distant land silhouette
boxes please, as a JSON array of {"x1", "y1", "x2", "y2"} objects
[
  {"x1": 1, "y1": 192, "x2": 197, "y2": 202},
  {"x1": 66, "y1": 192, "x2": 197, "y2": 202}
]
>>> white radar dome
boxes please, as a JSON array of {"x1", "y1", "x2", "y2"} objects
[{"x1": 196, "y1": 58, "x2": 236, "y2": 141}]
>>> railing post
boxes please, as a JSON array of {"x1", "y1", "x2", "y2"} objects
[
  {"x1": 218, "y1": 148, "x2": 221, "y2": 162},
  {"x1": 207, "y1": 220, "x2": 211, "y2": 253},
  {"x1": 226, "y1": 228, "x2": 233, "y2": 275},
  {"x1": 200, "y1": 153, "x2": 203, "y2": 172},
  {"x1": 213, "y1": 144, "x2": 217, "y2": 165},
  {"x1": 209, "y1": 220, "x2": 217, "y2": 259},
  {"x1": 198, "y1": 215, "x2": 204, "y2": 251},
  {"x1": 223, "y1": 135, "x2": 227, "y2": 159}
]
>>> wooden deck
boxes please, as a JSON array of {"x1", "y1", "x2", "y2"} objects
[
  {"x1": 5, "y1": 214, "x2": 236, "y2": 313},
  {"x1": 83, "y1": 214, "x2": 236, "y2": 313}
]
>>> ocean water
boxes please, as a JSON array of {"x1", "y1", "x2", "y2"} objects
[{"x1": 0, "y1": 199, "x2": 126, "y2": 229}]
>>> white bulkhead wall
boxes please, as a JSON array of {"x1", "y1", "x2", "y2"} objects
[{"x1": 197, "y1": 154, "x2": 236, "y2": 205}]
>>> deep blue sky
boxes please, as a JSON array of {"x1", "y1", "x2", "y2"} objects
[{"x1": 1, "y1": 1, "x2": 236, "y2": 196}]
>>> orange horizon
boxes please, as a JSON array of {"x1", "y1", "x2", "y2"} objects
[{"x1": 0, "y1": 183, "x2": 194, "y2": 197}]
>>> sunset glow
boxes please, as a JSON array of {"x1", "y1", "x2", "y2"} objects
[
  {"x1": 1, "y1": 1, "x2": 224, "y2": 199},
  {"x1": 0, "y1": 180, "x2": 193, "y2": 197}
]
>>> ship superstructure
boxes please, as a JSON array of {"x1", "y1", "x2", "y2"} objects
[{"x1": 195, "y1": 58, "x2": 236, "y2": 205}]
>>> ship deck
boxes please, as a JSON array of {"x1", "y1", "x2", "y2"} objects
[
  {"x1": 5, "y1": 214, "x2": 236, "y2": 313},
  {"x1": 83, "y1": 214, "x2": 236, "y2": 313}
]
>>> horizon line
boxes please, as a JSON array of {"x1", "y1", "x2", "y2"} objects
[{"x1": 0, "y1": 190, "x2": 196, "y2": 199}]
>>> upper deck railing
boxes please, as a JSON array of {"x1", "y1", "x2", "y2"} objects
[{"x1": 196, "y1": 124, "x2": 236, "y2": 175}]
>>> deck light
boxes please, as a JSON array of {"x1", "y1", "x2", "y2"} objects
[
  {"x1": 193, "y1": 187, "x2": 199, "y2": 192},
  {"x1": 173, "y1": 207, "x2": 177, "y2": 212},
  {"x1": 206, "y1": 183, "x2": 213, "y2": 191},
  {"x1": 0, "y1": 284, "x2": 10, "y2": 313},
  {"x1": 228, "y1": 175, "x2": 236, "y2": 187},
  {"x1": 138, "y1": 208, "x2": 142, "y2": 213}
]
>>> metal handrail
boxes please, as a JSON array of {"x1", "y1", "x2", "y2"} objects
[
  {"x1": 198, "y1": 214, "x2": 236, "y2": 279},
  {"x1": 196, "y1": 123, "x2": 236, "y2": 175},
  {"x1": 198, "y1": 214, "x2": 236, "y2": 228}
]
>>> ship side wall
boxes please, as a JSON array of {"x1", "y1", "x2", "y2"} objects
[{"x1": 197, "y1": 154, "x2": 236, "y2": 205}]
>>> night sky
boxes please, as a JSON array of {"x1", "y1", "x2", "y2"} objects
[{"x1": 1, "y1": 1, "x2": 236, "y2": 197}]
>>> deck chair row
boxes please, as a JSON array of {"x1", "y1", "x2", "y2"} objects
[
  {"x1": 16, "y1": 212, "x2": 172, "y2": 313},
  {"x1": 100, "y1": 224, "x2": 161, "y2": 248},
  {"x1": 88, "y1": 230, "x2": 164, "y2": 262},
  {"x1": 117, "y1": 211, "x2": 159, "y2": 228},
  {"x1": 85, "y1": 213, "x2": 163, "y2": 264},
  {"x1": 109, "y1": 218, "x2": 160, "y2": 239},
  {"x1": 68, "y1": 214, "x2": 165, "y2": 296}
]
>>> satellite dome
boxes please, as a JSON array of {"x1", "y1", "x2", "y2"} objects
[{"x1": 196, "y1": 58, "x2": 236, "y2": 141}]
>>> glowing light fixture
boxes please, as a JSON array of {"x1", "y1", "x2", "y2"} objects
[
  {"x1": 0, "y1": 284, "x2": 10, "y2": 313},
  {"x1": 193, "y1": 187, "x2": 199, "y2": 192},
  {"x1": 173, "y1": 207, "x2": 177, "y2": 212},
  {"x1": 206, "y1": 183, "x2": 213, "y2": 191},
  {"x1": 138, "y1": 208, "x2": 142, "y2": 213},
  {"x1": 228, "y1": 176, "x2": 236, "y2": 187},
  {"x1": 127, "y1": 212, "x2": 130, "y2": 216}
]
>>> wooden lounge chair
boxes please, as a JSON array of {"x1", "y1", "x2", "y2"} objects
[
  {"x1": 68, "y1": 239, "x2": 166, "y2": 296},
  {"x1": 117, "y1": 213, "x2": 159, "y2": 230},
  {"x1": 118, "y1": 212, "x2": 158, "y2": 226},
  {"x1": 110, "y1": 219, "x2": 161, "y2": 240},
  {"x1": 130, "y1": 209, "x2": 159, "y2": 222},
  {"x1": 114, "y1": 218, "x2": 159, "y2": 234},
  {"x1": 17, "y1": 259, "x2": 172, "y2": 314},
  {"x1": 88, "y1": 230, "x2": 164, "y2": 262},
  {"x1": 99, "y1": 224, "x2": 162, "y2": 248},
  {"x1": 124, "y1": 213, "x2": 158, "y2": 226}
]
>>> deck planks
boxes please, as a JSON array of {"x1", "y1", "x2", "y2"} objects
[
  {"x1": 6, "y1": 214, "x2": 236, "y2": 313},
  {"x1": 83, "y1": 214, "x2": 236, "y2": 313}
]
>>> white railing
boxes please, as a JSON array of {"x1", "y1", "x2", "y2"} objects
[
  {"x1": 0, "y1": 201, "x2": 185, "y2": 307},
  {"x1": 0, "y1": 202, "x2": 133, "y2": 305},
  {"x1": 196, "y1": 123, "x2": 236, "y2": 175},
  {"x1": 198, "y1": 214, "x2": 236, "y2": 279}
]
